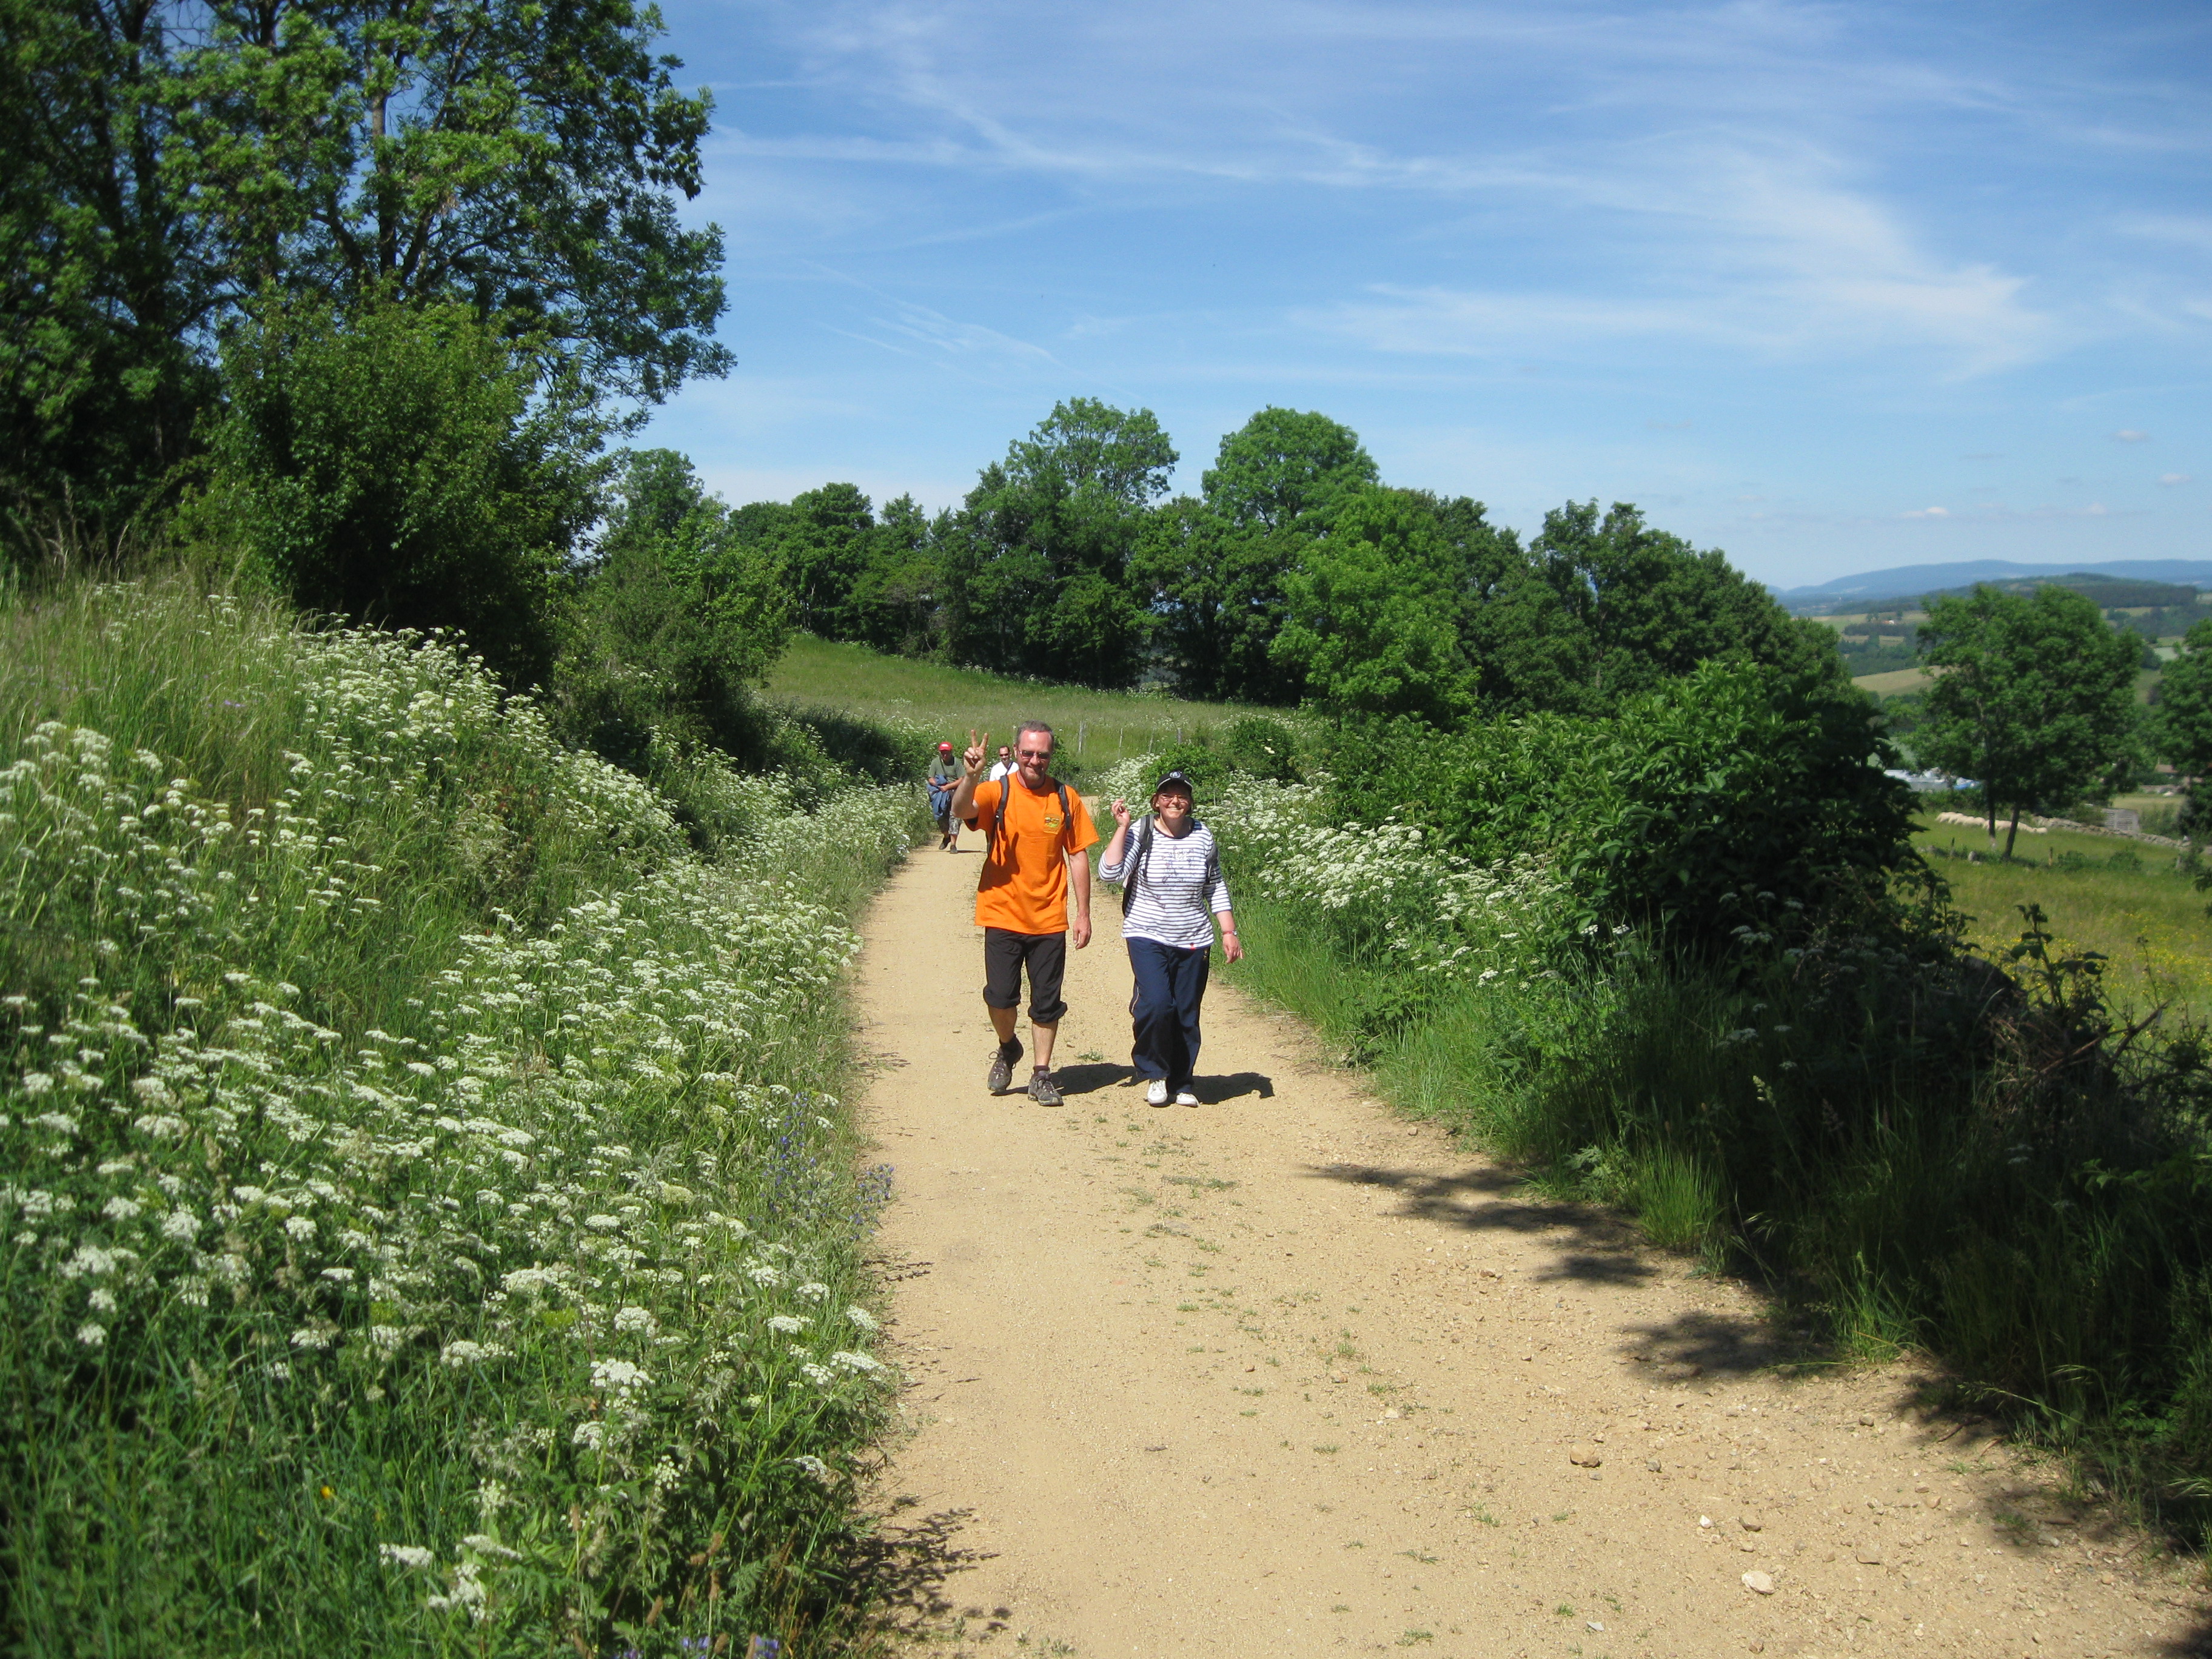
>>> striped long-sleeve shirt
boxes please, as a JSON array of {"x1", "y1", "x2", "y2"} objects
[{"x1": 1099, "y1": 819, "x2": 1232, "y2": 950}]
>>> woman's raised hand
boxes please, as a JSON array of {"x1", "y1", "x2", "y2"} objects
[{"x1": 1110, "y1": 797, "x2": 1131, "y2": 827}]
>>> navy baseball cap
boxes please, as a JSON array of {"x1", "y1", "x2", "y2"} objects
[{"x1": 1153, "y1": 769, "x2": 1196, "y2": 796}]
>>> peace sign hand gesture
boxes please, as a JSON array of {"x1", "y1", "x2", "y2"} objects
[{"x1": 962, "y1": 728, "x2": 989, "y2": 777}]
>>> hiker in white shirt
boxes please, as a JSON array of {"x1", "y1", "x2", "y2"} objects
[
  {"x1": 1098, "y1": 769, "x2": 1241, "y2": 1107},
  {"x1": 987, "y1": 744, "x2": 1014, "y2": 783}
]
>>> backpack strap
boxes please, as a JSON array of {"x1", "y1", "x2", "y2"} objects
[{"x1": 1120, "y1": 817, "x2": 1153, "y2": 917}]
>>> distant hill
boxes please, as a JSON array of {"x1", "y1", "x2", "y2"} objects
[{"x1": 1780, "y1": 560, "x2": 2212, "y2": 614}]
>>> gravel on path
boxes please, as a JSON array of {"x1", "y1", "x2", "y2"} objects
[{"x1": 853, "y1": 829, "x2": 2211, "y2": 1658}]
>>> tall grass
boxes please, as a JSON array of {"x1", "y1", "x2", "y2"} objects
[{"x1": 0, "y1": 579, "x2": 928, "y2": 1654}]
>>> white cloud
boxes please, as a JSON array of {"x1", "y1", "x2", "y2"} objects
[
  {"x1": 2162, "y1": 473, "x2": 2193, "y2": 486},
  {"x1": 2113, "y1": 429, "x2": 2150, "y2": 441},
  {"x1": 1902, "y1": 506, "x2": 1951, "y2": 518}
]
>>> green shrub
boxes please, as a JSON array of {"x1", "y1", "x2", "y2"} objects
[
  {"x1": 199, "y1": 298, "x2": 602, "y2": 688},
  {"x1": 1221, "y1": 714, "x2": 1304, "y2": 782},
  {"x1": 1326, "y1": 660, "x2": 1912, "y2": 956}
]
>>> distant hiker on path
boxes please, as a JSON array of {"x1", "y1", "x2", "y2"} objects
[
  {"x1": 950, "y1": 723, "x2": 1098, "y2": 1106},
  {"x1": 988, "y1": 744, "x2": 1014, "y2": 783},
  {"x1": 928, "y1": 742, "x2": 963, "y2": 851},
  {"x1": 1099, "y1": 769, "x2": 1239, "y2": 1108}
]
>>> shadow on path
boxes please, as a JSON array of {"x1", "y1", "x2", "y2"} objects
[
  {"x1": 853, "y1": 1500, "x2": 1005, "y2": 1639},
  {"x1": 1303, "y1": 1160, "x2": 1658, "y2": 1286}
]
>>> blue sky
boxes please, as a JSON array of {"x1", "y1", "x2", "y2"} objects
[{"x1": 636, "y1": 0, "x2": 2211, "y2": 588}]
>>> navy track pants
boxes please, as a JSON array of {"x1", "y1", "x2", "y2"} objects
[{"x1": 1126, "y1": 936, "x2": 1211, "y2": 1091}]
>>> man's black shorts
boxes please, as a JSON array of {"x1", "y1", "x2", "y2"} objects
[{"x1": 982, "y1": 928, "x2": 1068, "y2": 1024}]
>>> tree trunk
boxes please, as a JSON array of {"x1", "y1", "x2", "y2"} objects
[
  {"x1": 1985, "y1": 796, "x2": 1997, "y2": 840},
  {"x1": 2003, "y1": 803, "x2": 2022, "y2": 860}
]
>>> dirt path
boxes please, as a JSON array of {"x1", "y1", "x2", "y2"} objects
[{"x1": 851, "y1": 834, "x2": 2210, "y2": 1658}]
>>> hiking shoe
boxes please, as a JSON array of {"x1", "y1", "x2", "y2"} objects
[
  {"x1": 1027, "y1": 1069, "x2": 1063, "y2": 1107},
  {"x1": 1145, "y1": 1079, "x2": 1168, "y2": 1107},
  {"x1": 1175, "y1": 1090, "x2": 1200, "y2": 1107},
  {"x1": 986, "y1": 1040, "x2": 1021, "y2": 1094}
]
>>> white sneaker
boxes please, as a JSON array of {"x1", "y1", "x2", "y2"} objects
[
  {"x1": 1174, "y1": 1090, "x2": 1199, "y2": 1107},
  {"x1": 1145, "y1": 1079, "x2": 1168, "y2": 1107}
]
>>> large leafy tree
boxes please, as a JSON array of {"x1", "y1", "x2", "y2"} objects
[
  {"x1": 1524, "y1": 501, "x2": 1842, "y2": 712},
  {"x1": 1272, "y1": 488, "x2": 1472, "y2": 725},
  {"x1": 2156, "y1": 618, "x2": 2212, "y2": 783},
  {"x1": 1917, "y1": 584, "x2": 2143, "y2": 857},
  {"x1": 939, "y1": 398, "x2": 1175, "y2": 688},
  {"x1": 1130, "y1": 407, "x2": 1376, "y2": 703},
  {"x1": 1, "y1": 0, "x2": 725, "y2": 535}
]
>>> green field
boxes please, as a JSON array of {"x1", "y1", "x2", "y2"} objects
[
  {"x1": 767, "y1": 634, "x2": 1292, "y2": 776},
  {"x1": 1915, "y1": 812, "x2": 2211, "y2": 1022},
  {"x1": 1853, "y1": 665, "x2": 1931, "y2": 695}
]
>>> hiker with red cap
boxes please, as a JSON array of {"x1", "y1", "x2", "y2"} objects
[{"x1": 927, "y1": 741, "x2": 964, "y2": 851}]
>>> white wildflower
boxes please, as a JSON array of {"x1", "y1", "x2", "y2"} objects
[
  {"x1": 571, "y1": 1421, "x2": 606, "y2": 1450},
  {"x1": 589, "y1": 1358, "x2": 648, "y2": 1393},
  {"x1": 766, "y1": 1314, "x2": 808, "y2": 1335},
  {"x1": 76, "y1": 1322, "x2": 108, "y2": 1348},
  {"x1": 844, "y1": 1305, "x2": 879, "y2": 1333},
  {"x1": 101, "y1": 1195, "x2": 142, "y2": 1221},
  {"x1": 830, "y1": 1350, "x2": 883, "y2": 1373},
  {"x1": 795, "y1": 1281, "x2": 828, "y2": 1302},
  {"x1": 611, "y1": 1305, "x2": 655, "y2": 1333},
  {"x1": 21, "y1": 1074, "x2": 55, "y2": 1098},
  {"x1": 379, "y1": 1544, "x2": 435, "y2": 1570}
]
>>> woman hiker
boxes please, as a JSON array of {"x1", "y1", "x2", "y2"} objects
[{"x1": 1099, "y1": 769, "x2": 1242, "y2": 1107}]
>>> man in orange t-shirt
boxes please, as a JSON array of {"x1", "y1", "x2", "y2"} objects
[{"x1": 948, "y1": 720, "x2": 1099, "y2": 1106}]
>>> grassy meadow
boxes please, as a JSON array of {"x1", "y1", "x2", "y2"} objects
[
  {"x1": 1914, "y1": 811, "x2": 2212, "y2": 1024},
  {"x1": 767, "y1": 634, "x2": 1293, "y2": 780}
]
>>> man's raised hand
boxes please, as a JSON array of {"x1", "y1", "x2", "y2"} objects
[{"x1": 963, "y1": 728, "x2": 988, "y2": 776}]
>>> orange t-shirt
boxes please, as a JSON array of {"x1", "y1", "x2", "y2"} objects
[{"x1": 968, "y1": 777, "x2": 1099, "y2": 935}]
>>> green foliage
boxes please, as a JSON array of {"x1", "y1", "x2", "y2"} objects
[
  {"x1": 1220, "y1": 716, "x2": 1304, "y2": 783},
  {"x1": 1133, "y1": 409, "x2": 1378, "y2": 703},
  {"x1": 938, "y1": 398, "x2": 1175, "y2": 688},
  {"x1": 1518, "y1": 500, "x2": 1846, "y2": 714},
  {"x1": 199, "y1": 298, "x2": 600, "y2": 686},
  {"x1": 0, "y1": 578, "x2": 922, "y2": 1653},
  {"x1": 1329, "y1": 660, "x2": 1912, "y2": 954},
  {"x1": 2156, "y1": 617, "x2": 2212, "y2": 780},
  {"x1": 1274, "y1": 489, "x2": 1473, "y2": 725},
  {"x1": 1, "y1": 0, "x2": 726, "y2": 544},
  {"x1": 1918, "y1": 584, "x2": 2146, "y2": 856},
  {"x1": 552, "y1": 449, "x2": 821, "y2": 840}
]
